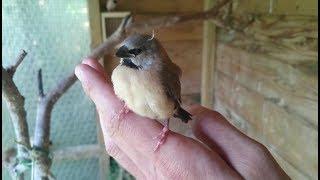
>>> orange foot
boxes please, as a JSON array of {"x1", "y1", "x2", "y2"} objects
[
  {"x1": 153, "y1": 119, "x2": 170, "y2": 151},
  {"x1": 114, "y1": 104, "x2": 129, "y2": 121}
]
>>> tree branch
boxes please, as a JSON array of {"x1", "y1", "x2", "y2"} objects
[
  {"x1": 2, "y1": 70, "x2": 31, "y2": 155},
  {"x1": 7, "y1": 50, "x2": 28, "y2": 75},
  {"x1": 2, "y1": 66, "x2": 30, "y2": 151},
  {"x1": 125, "y1": 0, "x2": 231, "y2": 34},
  {"x1": 2, "y1": 50, "x2": 30, "y2": 179}
]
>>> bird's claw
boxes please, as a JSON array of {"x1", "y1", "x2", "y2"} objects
[
  {"x1": 113, "y1": 104, "x2": 129, "y2": 121},
  {"x1": 153, "y1": 126, "x2": 169, "y2": 151}
]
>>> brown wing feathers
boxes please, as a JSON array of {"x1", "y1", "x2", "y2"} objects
[{"x1": 160, "y1": 61, "x2": 192, "y2": 123}]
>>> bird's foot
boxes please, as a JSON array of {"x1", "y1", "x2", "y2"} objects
[
  {"x1": 153, "y1": 123, "x2": 169, "y2": 152},
  {"x1": 114, "y1": 103, "x2": 129, "y2": 121}
]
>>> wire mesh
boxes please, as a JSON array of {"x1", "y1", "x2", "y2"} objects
[{"x1": 2, "y1": 0, "x2": 99, "y2": 179}]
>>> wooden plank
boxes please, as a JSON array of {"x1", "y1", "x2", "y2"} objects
[
  {"x1": 87, "y1": 1, "x2": 109, "y2": 180},
  {"x1": 232, "y1": 0, "x2": 318, "y2": 16},
  {"x1": 269, "y1": 149, "x2": 310, "y2": 180},
  {"x1": 201, "y1": 0, "x2": 216, "y2": 108},
  {"x1": 134, "y1": 15, "x2": 203, "y2": 42},
  {"x1": 216, "y1": 44, "x2": 318, "y2": 126},
  {"x1": 100, "y1": 0, "x2": 203, "y2": 13},
  {"x1": 273, "y1": 0, "x2": 318, "y2": 16},
  {"x1": 214, "y1": 98, "x2": 265, "y2": 144},
  {"x1": 215, "y1": 45, "x2": 318, "y2": 100},
  {"x1": 215, "y1": 71, "x2": 265, "y2": 132},
  {"x1": 262, "y1": 101, "x2": 318, "y2": 179},
  {"x1": 231, "y1": 0, "x2": 270, "y2": 14},
  {"x1": 217, "y1": 14, "x2": 318, "y2": 66},
  {"x1": 88, "y1": 0, "x2": 103, "y2": 49}
]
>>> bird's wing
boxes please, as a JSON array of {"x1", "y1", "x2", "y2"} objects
[
  {"x1": 160, "y1": 61, "x2": 182, "y2": 106},
  {"x1": 160, "y1": 60, "x2": 192, "y2": 123}
]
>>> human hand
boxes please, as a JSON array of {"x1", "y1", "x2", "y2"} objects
[{"x1": 75, "y1": 59, "x2": 290, "y2": 180}]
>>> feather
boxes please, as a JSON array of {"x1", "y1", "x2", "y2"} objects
[{"x1": 159, "y1": 56, "x2": 192, "y2": 123}]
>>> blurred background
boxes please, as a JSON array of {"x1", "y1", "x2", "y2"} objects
[{"x1": 2, "y1": 0, "x2": 318, "y2": 179}]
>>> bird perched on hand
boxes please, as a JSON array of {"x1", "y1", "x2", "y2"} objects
[{"x1": 111, "y1": 33, "x2": 192, "y2": 151}]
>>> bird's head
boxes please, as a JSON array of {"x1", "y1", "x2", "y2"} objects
[{"x1": 115, "y1": 33, "x2": 161, "y2": 70}]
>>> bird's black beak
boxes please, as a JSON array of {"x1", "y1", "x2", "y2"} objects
[{"x1": 116, "y1": 45, "x2": 133, "y2": 58}]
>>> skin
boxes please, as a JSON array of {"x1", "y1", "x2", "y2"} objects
[{"x1": 74, "y1": 59, "x2": 291, "y2": 180}]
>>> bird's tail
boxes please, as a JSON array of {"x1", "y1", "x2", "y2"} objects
[{"x1": 174, "y1": 106, "x2": 192, "y2": 123}]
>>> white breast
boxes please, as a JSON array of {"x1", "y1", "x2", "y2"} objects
[{"x1": 111, "y1": 65, "x2": 175, "y2": 120}]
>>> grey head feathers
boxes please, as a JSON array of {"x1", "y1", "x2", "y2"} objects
[
  {"x1": 115, "y1": 34, "x2": 166, "y2": 70},
  {"x1": 118, "y1": 34, "x2": 154, "y2": 50}
]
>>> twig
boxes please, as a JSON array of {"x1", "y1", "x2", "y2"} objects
[
  {"x1": 37, "y1": 69, "x2": 44, "y2": 97},
  {"x1": 7, "y1": 50, "x2": 28, "y2": 75}
]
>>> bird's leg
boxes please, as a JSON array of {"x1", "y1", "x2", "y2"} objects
[
  {"x1": 113, "y1": 103, "x2": 130, "y2": 121},
  {"x1": 153, "y1": 119, "x2": 170, "y2": 151}
]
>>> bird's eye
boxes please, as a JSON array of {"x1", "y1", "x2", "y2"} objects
[{"x1": 128, "y1": 48, "x2": 142, "y2": 56}]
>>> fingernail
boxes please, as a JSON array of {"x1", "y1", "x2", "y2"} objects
[
  {"x1": 74, "y1": 65, "x2": 84, "y2": 82},
  {"x1": 82, "y1": 58, "x2": 90, "y2": 64}
]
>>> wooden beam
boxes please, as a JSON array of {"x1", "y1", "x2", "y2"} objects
[
  {"x1": 52, "y1": 144, "x2": 104, "y2": 161},
  {"x1": 87, "y1": 1, "x2": 109, "y2": 180},
  {"x1": 201, "y1": 0, "x2": 217, "y2": 108},
  {"x1": 88, "y1": 0, "x2": 103, "y2": 50}
]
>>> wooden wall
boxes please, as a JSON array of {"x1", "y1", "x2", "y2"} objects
[
  {"x1": 212, "y1": 1, "x2": 318, "y2": 179},
  {"x1": 215, "y1": 44, "x2": 317, "y2": 179}
]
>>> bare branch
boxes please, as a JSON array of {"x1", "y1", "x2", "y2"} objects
[
  {"x1": 88, "y1": 15, "x2": 132, "y2": 60},
  {"x1": 38, "y1": 69, "x2": 45, "y2": 97},
  {"x1": 2, "y1": 148, "x2": 29, "y2": 180},
  {"x1": 2, "y1": 50, "x2": 31, "y2": 179},
  {"x1": 125, "y1": 0, "x2": 231, "y2": 34},
  {"x1": 8, "y1": 50, "x2": 28, "y2": 75},
  {"x1": 2, "y1": 67, "x2": 31, "y2": 156}
]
